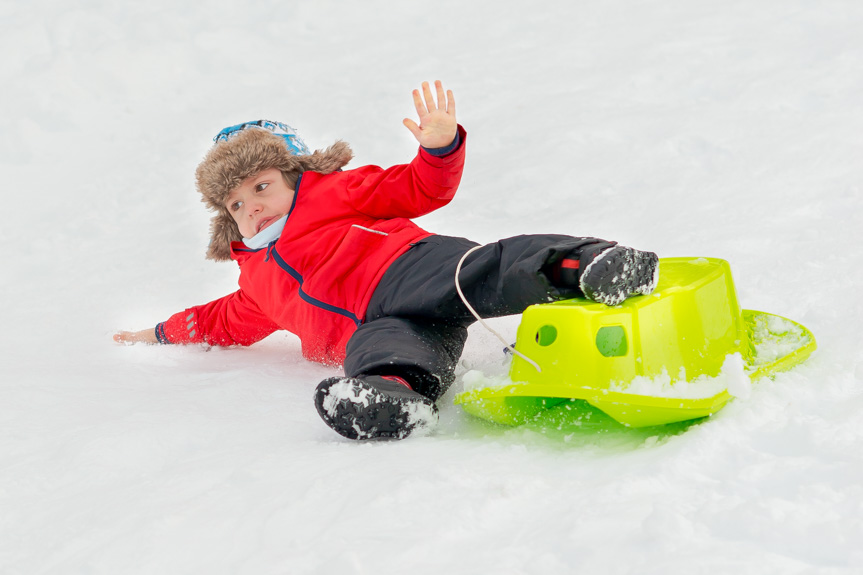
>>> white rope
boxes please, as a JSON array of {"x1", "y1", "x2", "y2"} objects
[{"x1": 455, "y1": 245, "x2": 542, "y2": 373}]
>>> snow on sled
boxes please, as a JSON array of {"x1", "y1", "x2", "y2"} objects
[{"x1": 453, "y1": 257, "x2": 816, "y2": 428}]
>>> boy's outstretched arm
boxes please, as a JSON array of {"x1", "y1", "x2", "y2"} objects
[
  {"x1": 114, "y1": 290, "x2": 279, "y2": 347},
  {"x1": 403, "y1": 80, "x2": 457, "y2": 149},
  {"x1": 114, "y1": 328, "x2": 158, "y2": 344}
]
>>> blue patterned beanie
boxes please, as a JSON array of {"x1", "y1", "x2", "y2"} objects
[{"x1": 213, "y1": 120, "x2": 311, "y2": 156}]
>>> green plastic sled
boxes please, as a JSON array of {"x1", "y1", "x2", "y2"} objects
[{"x1": 453, "y1": 257, "x2": 816, "y2": 428}]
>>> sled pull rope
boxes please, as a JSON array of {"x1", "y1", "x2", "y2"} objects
[{"x1": 455, "y1": 245, "x2": 542, "y2": 373}]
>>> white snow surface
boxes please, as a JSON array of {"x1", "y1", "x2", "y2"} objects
[{"x1": 3, "y1": 1, "x2": 863, "y2": 573}]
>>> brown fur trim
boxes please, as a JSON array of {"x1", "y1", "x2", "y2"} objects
[
  {"x1": 205, "y1": 212, "x2": 244, "y2": 261},
  {"x1": 196, "y1": 128, "x2": 354, "y2": 261}
]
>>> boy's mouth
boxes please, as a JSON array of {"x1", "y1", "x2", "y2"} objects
[{"x1": 257, "y1": 216, "x2": 277, "y2": 233}]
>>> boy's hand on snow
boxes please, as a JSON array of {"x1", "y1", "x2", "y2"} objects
[
  {"x1": 403, "y1": 80, "x2": 457, "y2": 149},
  {"x1": 114, "y1": 328, "x2": 159, "y2": 345}
]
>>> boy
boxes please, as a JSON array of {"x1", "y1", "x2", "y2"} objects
[{"x1": 115, "y1": 81, "x2": 659, "y2": 441}]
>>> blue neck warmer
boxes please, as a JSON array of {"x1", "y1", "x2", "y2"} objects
[{"x1": 242, "y1": 215, "x2": 289, "y2": 249}]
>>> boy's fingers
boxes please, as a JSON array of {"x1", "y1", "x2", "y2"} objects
[
  {"x1": 403, "y1": 118, "x2": 422, "y2": 139},
  {"x1": 422, "y1": 81, "x2": 437, "y2": 111},
  {"x1": 435, "y1": 81, "x2": 446, "y2": 110},
  {"x1": 412, "y1": 89, "x2": 426, "y2": 117},
  {"x1": 447, "y1": 90, "x2": 456, "y2": 116},
  {"x1": 114, "y1": 328, "x2": 158, "y2": 345},
  {"x1": 114, "y1": 332, "x2": 134, "y2": 344}
]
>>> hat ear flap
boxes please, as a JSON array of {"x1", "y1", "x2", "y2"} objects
[{"x1": 206, "y1": 211, "x2": 243, "y2": 261}]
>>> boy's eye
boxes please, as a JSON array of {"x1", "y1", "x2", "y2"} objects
[
  {"x1": 255, "y1": 182, "x2": 269, "y2": 193},
  {"x1": 230, "y1": 200, "x2": 243, "y2": 212}
]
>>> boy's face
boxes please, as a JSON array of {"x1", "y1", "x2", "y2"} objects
[{"x1": 225, "y1": 168, "x2": 295, "y2": 238}]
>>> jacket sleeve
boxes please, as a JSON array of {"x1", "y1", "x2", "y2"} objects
[
  {"x1": 344, "y1": 125, "x2": 467, "y2": 219},
  {"x1": 156, "y1": 289, "x2": 280, "y2": 346}
]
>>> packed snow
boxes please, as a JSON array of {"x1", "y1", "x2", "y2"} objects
[
  {"x1": 750, "y1": 313, "x2": 813, "y2": 366},
  {"x1": 464, "y1": 352, "x2": 750, "y2": 400},
  {"x1": 609, "y1": 354, "x2": 750, "y2": 400},
  {"x1": 2, "y1": 0, "x2": 863, "y2": 574}
]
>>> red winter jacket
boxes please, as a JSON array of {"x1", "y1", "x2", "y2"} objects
[{"x1": 158, "y1": 126, "x2": 466, "y2": 366}]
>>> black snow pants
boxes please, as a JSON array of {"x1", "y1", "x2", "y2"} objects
[{"x1": 343, "y1": 234, "x2": 614, "y2": 400}]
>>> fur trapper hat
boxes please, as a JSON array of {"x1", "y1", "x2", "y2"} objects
[{"x1": 196, "y1": 120, "x2": 353, "y2": 261}]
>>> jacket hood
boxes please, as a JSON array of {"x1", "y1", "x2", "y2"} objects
[{"x1": 196, "y1": 128, "x2": 353, "y2": 261}]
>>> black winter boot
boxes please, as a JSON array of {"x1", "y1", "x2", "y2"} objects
[
  {"x1": 314, "y1": 375, "x2": 438, "y2": 440},
  {"x1": 578, "y1": 246, "x2": 659, "y2": 305},
  {"x1": 554, "y1": 245, "x2": 659, "y2": 306}
]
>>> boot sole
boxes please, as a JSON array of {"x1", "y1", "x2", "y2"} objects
[
  {"x1": 580, "y1": 246, "x2": 659, "y2": 306},
  {"x1": 314, "y1": 377, "x2": 438, "y2": 440}
]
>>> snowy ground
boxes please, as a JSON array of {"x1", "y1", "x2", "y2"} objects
[{"x1": 2, "y1": 0, "x2": 862, "y2": 573}]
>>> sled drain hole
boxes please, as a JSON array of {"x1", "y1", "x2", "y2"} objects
[
  {"x1": 535, "y1": 325, "x2": 557, "y2": 346},
  {"x1": 596, "y1": 326, "x2": 628, "y2": 357}
]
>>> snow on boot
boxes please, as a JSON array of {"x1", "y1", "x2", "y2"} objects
[
  {"x1": 578, "y1": 246, "x2": 659, "y2": 306},
  {"x1": 314, "y1": 375, "x2": 439, "y2": 440}
]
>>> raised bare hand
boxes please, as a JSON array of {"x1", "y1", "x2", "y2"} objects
[{"x1": 403, "y1": 80, "x2": 457, "y2": 149}]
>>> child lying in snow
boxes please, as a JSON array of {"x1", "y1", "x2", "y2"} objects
[{"x1": 115, "y1": 81, "x2": 659, "y2": 440}]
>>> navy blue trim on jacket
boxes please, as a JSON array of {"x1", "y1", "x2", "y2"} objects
[
  {"x1": 155, "y1": 322, "x2": 170, "y2": 344},
  {"x1": 422, "y1": 132, "x2": 461, "y2": 157},
  {"x1": 288, "y1": 174, "x2": 301, "y2": 220},
  {"x1": 269, "y1": 247, "x2": 362, "y2": 326}
]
